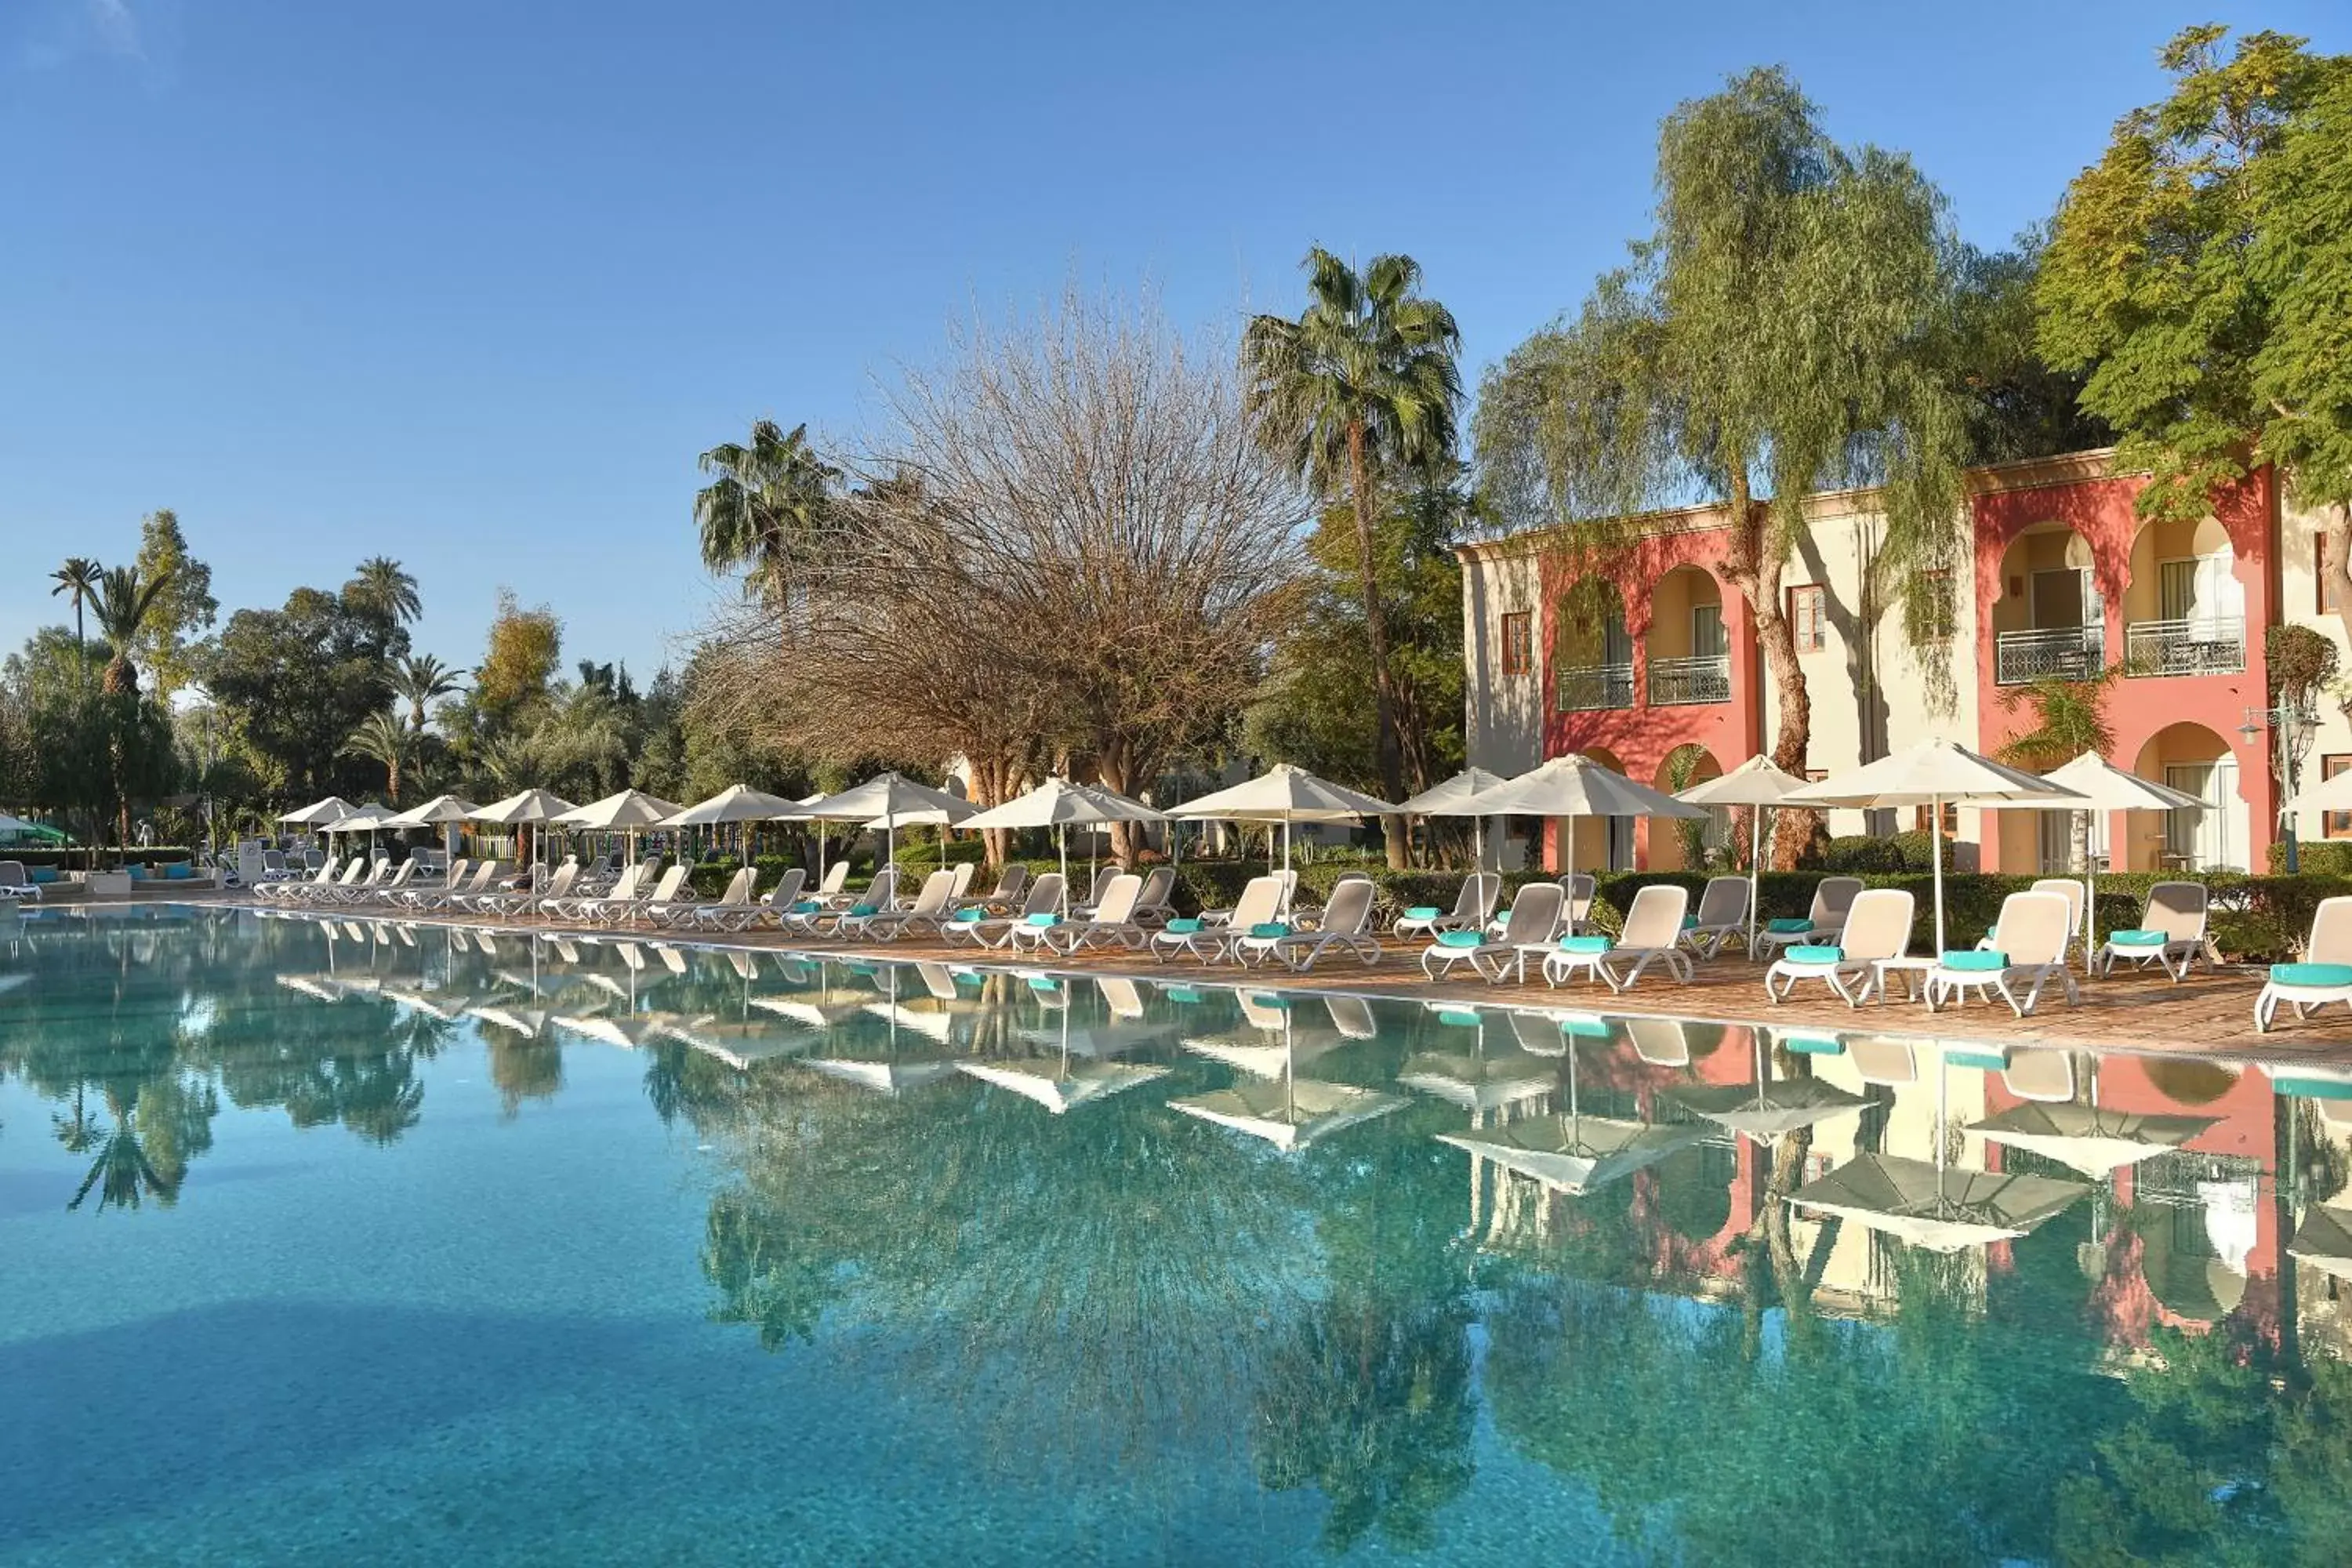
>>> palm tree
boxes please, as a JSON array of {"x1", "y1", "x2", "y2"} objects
[
  {"x1": 91, "y1": 563, "x2": 176, "y2": 696},
  {"x1": 391, "y1": 653, "x2": 463, "y2": 732},
  {"x1": 49, "y1": 556, "x2": 101, "y2": 681},
  {"x1": 1243, "y1": 248, "x2": 1462, "y2": 854},
  {"x1": 1998, "y1": 671, "x2": 2117, "y2": 873},
  {"x1": 342, "y1": 710, "x2": 418, "y2": 804},
  {"x1": 695, "y1": 420, "x2": 840, "y2": 630},
  {"x1": 349, "y1": 557, "x2": 422, "y2": 625}
]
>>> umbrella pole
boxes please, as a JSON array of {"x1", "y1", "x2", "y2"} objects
[
  {"x1": 1748, "y1": 804, "x2": 1763, "y2": 960},
  {"x1": 1932, "y1": 792, "x2": 1947, "y2": 955},
  {"x1": 1058, "y1": 824, "x2": 1069, "y2": 916}
]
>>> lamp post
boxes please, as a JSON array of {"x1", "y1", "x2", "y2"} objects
[{"x1": 2242, "y1": 703, "x2": 2318, "y2": 873}]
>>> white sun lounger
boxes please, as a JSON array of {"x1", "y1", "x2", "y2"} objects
[
  {"x1": 1927, "y1": 891, "x2": 2077, "y2": 1017},
  {"x1": 2092, "y1": 880, "x2": 2208, "y2": 982},
  {"x1": 1544, "y1": 883, "x2": 1693, "y2": 993},
  {"x1": 1763, "y1": 888, "x2": 1915, "y2": 1007},
  {"x1": 2256, "y1": 895, "x2": 2352, "y2": 1032},
  {"x1": 1395, "y1": 873, "x2": 1498, "y2": 942},
  {"x1": 1423, "y1": 881, "x2": 1566, "y2": 983},
  {"x1": 1242, "y1": 876, "x2": 1381, "y2": 971},
  {"x1": 1678, "y1": 876, "x2": 1753, "y2": 960},
  {"x1": 1755, "y1": 876, "x2": 1863, "y2": 957},
  {"x1": 941, "y1": 873, "x2": 1065, "y2": 948},
  {"x1": 857, "y1": 869, "x2": 958, "y2": 941},
  {"x1": 1152, "y1": 875, "x2": 1284, "y2": 964},
  {"x1": 1022, "y1": 873, "x2": 1147, "y2": 955}
]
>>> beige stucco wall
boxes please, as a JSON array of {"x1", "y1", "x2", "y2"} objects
[
  {"x1": 2279, "y1": 499, "x2": 2352, "y2": 851},
  {"x1": 1460, "y1": 546, "x2": 1547, "y2": 779}
]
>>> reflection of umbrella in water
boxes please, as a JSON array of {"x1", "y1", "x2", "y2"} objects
[
  {"x1": 382, "y1": 986, "x2": 474, "y2": 1022},
  {"x1": 1398, "y1": 1002, "x2": 1558, "y2": 1114},
  {"x1": 1664, "y1": 1030, "x2": 1868, "y2": 1140},
  {"x1": 276, "y1": 975, "x2": 347, "y2": 1003},
  {"x1": 466, "y1": 1001, "x2": 556, "y2": 1038},
  {"x1": 1439, "y1": 1032, "x2": 1702, "y2": 1194},
  {"x1": 960, "y1": 977, "x2": 1169, "y2": 1113},
  {"x1": 655, "y1": 1012, "x2": 818, "y2": 1070},
  {"x1": 2140, "y1": 1192, "x2": 2254, "y2": 1322},
  {"x1": 553, "y1": 1012, "x2": 668, "y2": 1049},
  {"x1": 2289, "y1": 1204, "x2": 2352, "y2": 1284},
  {"x1": 798, "y1": 966, "x2": 961, "y2": 1094},
  {"x1": 1171, "y1": 986, "x2": 1402, "y2": 1149},
  {"x1": 1969, "y1": 1102, "x2": 2218, "y2": 1178},
  {"x1": 1788, "y1": 1153, "x2": 2089, "y2": 1253}
]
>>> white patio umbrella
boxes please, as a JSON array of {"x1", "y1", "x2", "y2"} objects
[
  {"x1": 1987, "y1": 753, "x2": 2205, "y2": 949},
  {"x1": 1167, "y1": 762, "x2": 1396, "y2": 870},
  {"x1": 797, "y1": 772, "x2": 975, "y2": 871},
  {"x1": 1466, "y1": 753, "x2": 1707, "y2": 882},
  {"x1": 659, "y1": 784, "x2": 801, "y2": 826},
  {"x1": 325, "y1": 804, "x2": 396, "y2": 861},
  {"x1": 555, "y1": 789, "x2": 684, "y2": 868},
  {"x1": 1395, "y1": 767, "x2": 1511, "y2": 867},
  {"x1": 1675, "y1": 755, "x2": 1812, "y2": 958},
  {"x1": 470, "y1": 789, "x2": 579, "y2": 874},
  {"x1": 961, "y1": 778, "x2": 1168, "y2": 914},
  {"x1": 1785, "y1": 740, "x2": 2085, "y2": 954},
  {"x1": 387, "y1": 793, "x2": 480, "y2": 866},
  {"x1": 279, "y1": 797, "x2": 356, "y2": 826}
]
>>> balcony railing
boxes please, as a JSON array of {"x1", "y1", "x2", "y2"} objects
[
  {"x1": 2124, "y1": 616, "x2": 2245, "y2": 677},
  {"x1": 1994, "y1": 624, "x2": 2105, "y2": 686},
  {"x1": 1556, "y1": 662, "x2": 1635, "y2": 713},
  {"x1": 1648, "y1": 653, "x2": 1732, "y2": 706}
]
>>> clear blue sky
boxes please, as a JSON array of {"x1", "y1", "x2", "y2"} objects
[{"x1": 3, "y1": 0, "x2": 2342, "y2": 684}]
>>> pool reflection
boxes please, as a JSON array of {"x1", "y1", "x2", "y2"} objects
[{"x1": 9, "y1": 904, "x2": 2352, "y2": 1559}]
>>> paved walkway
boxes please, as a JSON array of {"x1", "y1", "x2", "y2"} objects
[{"x1": 183, "y1": 891, "x2": 2352, "y2": 1071}]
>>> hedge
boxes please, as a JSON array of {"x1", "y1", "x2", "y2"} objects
[{"x1": 0, "y1": 846, "x2": 194, "y2": 871}]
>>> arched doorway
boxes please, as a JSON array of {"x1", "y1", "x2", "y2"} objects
[
  {"x1": 1991, "y1": 524, "x2": 2105, "y2": 686},
  {"x1": 1647, "y1": 567, "x2": 1730, "y2": 706},
  {"x1": 1649, "y1": 745, "x2": 1726, "y2": 872},
  {"x1": 2130, "y1": 723, "x2": 2245, "y2": 872}
]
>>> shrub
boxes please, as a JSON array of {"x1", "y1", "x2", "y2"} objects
[
  {"x1": 2269, "y1": 840, "x2": 2352, "y2": 877},
  {"x1": 1820, "y1": 836, "x2": 1907, "y2": 873}
]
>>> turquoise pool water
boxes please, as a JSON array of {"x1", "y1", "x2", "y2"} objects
[{"x1": 5, "y1": 906, "x2": 2352, "y2": 1564}]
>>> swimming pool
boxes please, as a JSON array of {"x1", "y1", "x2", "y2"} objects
[{"x1": 5, "y1": 905, "x2": 2350, "y2": 1564}]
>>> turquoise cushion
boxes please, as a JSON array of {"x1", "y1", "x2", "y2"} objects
[
  {"x1": 949, "y1": 908, "x2": 983, "y2": 923},
  {"x1": 166, "y1": 863, "x2": 191, "y2": 880},
  {"x1": 1023, "y1": 912, "x2": 1060, "y2": 927},
  {"x1": 848, "y1": 904, "x2": 878, "y2": 917},
  {"x1": 2276, "y1": 1076, "x2": 2352, "y2": 1102},
  {"x1": 1786, "y1": 945, "x2": 1843, "y2": 964},
  {"x1": 1434, "y1": 1007, "x2": 1483, "y2": 1028},
  {"x1": 1942, "y1": 949, "x2": 2008, "y2": 972},
  {"x1": 30, "y1": 868, "x2": 57, "y2": 884},
  {"x1": 1436, "y1": 930, "x2": 1486, "y2": 949},
  {"x1": 1557, "y1": 935, "x2": 1610, "y2": 954},
  {"x1": 1766, "y1": 918, "x2": 1812, "y2": 934},
  {"x1": 1165, "y1": 917, "x2": 1203, "y2": 935},
  {"x1": 1948, "y1": 1049, "x2": 2009, "y2": 1072},
  {"x1": 788, "y1": 901, "x2": 821, "y2": 915},
  {"x1": 1248, "y1": 922, "x2": 1290, "y2": 939},
  {"x1": 1783, "y1": 1034, "x2": 1846, "y2": 1057},
  {"x1": 129, "y1": 866, "x2": 148, "y2": 880},
  {"x1": 2271, "y1": 962, "x2": 2352, "y2": 987},
  {"x1": 1559, "y1": 1016, "x2": 1613, "y2": 1038},
  {"x1": 1163, "y1": 985, "x2": 1205, "y2": 1004},
  {"x1": 1681, "y1": 916, "x2": 1698, "y2": 930},
  {"x1": 1402, "y1": 906, "x2": 1442, "y2": 921},
  {"x1": 2107, "y1": 929, "x2": 2165, "y2": 947}
]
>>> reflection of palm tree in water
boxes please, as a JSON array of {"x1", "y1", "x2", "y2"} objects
[{"x1": 69, "y1": 1073, "x2": 216, "y2": 1212}]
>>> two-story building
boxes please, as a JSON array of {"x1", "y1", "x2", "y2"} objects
[{"x1": 1460, "y1": 448, "x2": 2338, "y2": 876}]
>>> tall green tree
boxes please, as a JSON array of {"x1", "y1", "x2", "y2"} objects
[
  {"x1": 1243, "y1": 249, "x2": 1462, "y2": 862},
  {"x1": 1475, "y1": 67, "x2": 1974, "y2": 862},
  {"x1": 129, "y1": 509, "x2": 218, "y2": 700},
  {"x1": 391, "y1": 652, "x2": 463, "y2": 733},
  {"x1": 2038, "y1": 26, "x2": 2352, "y2": 641},
  {"x1": 206, "y1": 584, "x2": 406, "y2": 799},
  {"x1": 347, "y1": 556, "x2": 423, "y2": 625},
  {"x1": 48, "y1": 557, "x2": 101, "y2": 682},
  {"x1": 695, "y1": 419, "x2": 840, "y2": 626},
  {"x1": 341, "y1": 710, "x2": 418, "y2": 804},
  {"x1": 91, "y1": 563, "x2": 176, "y2": 698}
]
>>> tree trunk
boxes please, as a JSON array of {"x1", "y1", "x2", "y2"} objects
[
  {"x1": 1719, "y1": 467, "x2": 1815, "y2": 869},
  {"x1": 1347, "y1": 423, "x2": 1409, "y2": 869}
]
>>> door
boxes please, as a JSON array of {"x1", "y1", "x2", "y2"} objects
[
  {"x1": 2165, "y1": 761, "x2": 2238, "y2": 870},
  {"x1": 2030, "y1": 568, "x2": 2085, "y2": 630},
  {"x1": 1606, "y1": 815, "x2": 1635, "y2": 870},
  {"x1": 2160, "y1": 554, "x2": 2245, "y2": 630}
]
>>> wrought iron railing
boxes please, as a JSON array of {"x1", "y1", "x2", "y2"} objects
[
  {"x1": 1994, "y1": 625, "x2": 2104, "y2": 685},
  {"x1": 1648, "y1": 653, "x2": 1732, "y2": 706},
  {"x1": 2124, "y1": 616, "x2": 2245, "y2": 677},
  {"x1": 1555, "y1": 662, "x2": 1635, "y2": 713}
]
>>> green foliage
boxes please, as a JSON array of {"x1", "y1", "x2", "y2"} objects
[
  {"x1": 695, "y1": 419, "x2": 840, "y2": 609},
  {"x1": 1948, "y1": 233, "x2": 2117, "y2": 463},
  {"x1": 473, "y1": 588, "x2": 562, "y2": 717},
  {"x1": 1818, "y1": 830, "x2": 1946, "y2": 873},
  {"x1": 1243, "y1": 477, "x2": 1468, "y2": 797},
  {"x1": 345, "y1": 557, "x2": 422, "y2": 625},
  {"x1": 2038, "y1": 26, "x2": 2352, "y2": 524},
  {"x1": 1474, "y1": 64, "x2": 1974, "y2": 678},
  {"x1": 1997, "y1": 668, "x2": 2115, "y2": 771},
  {"x1": 205, "y1": 583, "x2": 407, "y2": 800},
  {"x1": 129, "y1": 510, "x2": 216, "y2": 700},
  {"x1": 2267, "y1": 623, "x2": 2339, "y2": 707}
]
